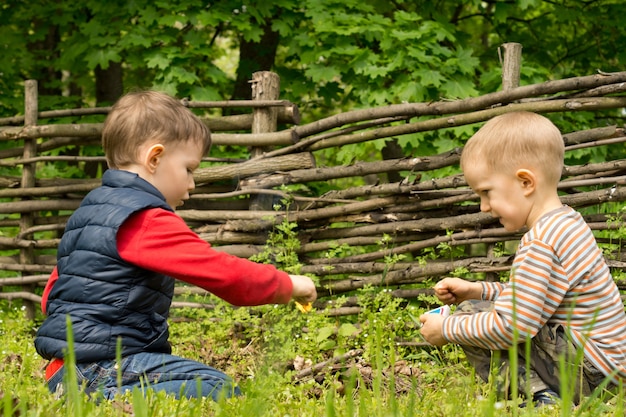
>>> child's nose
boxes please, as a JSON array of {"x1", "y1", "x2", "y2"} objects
[{"x1": 480, "y1": 199, "x2": 490, "y2": 213}]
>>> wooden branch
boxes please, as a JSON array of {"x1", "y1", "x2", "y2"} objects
[
  {"x1": 0, "y1": 120, "x2": 300, "y2": 147},
  {"x1": 197, "y1": 231, "x2": 269, "y2": 245},
  {"x1": 293, "y1": 349, "x2": 363, "y2": 380},
  {"x1": 0, "y1": 275, "x2": 50, "y2": 285},
  {"x1": 315, "y1": 175, "x2": 464, "y2": 200},
  {"x1": 562, "y1": 125, "x2": 618, "y2": 145},
  {"x1": 241, "y1": 150, "x2": 461, "y2": 189},
  {"x1": 0, "y1": 102, "x2": 299, "y2": 128},
  {"x1": 195, "y1": 184, "x2": 625, "y2": 238},
  {"x1": 177, "y1": 209, "x2": 277, "y2": 223},
  {"x1": 560, "y1": 175, "x2": 626, "y2": 188},
  {"x1": 568, "y1": 83, "x2": 626, "y2": 98},
  {"x1": 261, "y1": 116, "x2": 410, "y2": 158},
  {"x1": 0, "y1": 199, "x2": 80, "y2": 214},
  {"x1": 192, "y1": 188, "x2": 352, "y2": 205},
  {"x1": 0, "y1": 136, "x2": 101, "y2": 159},
  {"x1": 0, "y1": 123, "x2": 103, "y2": 140},
  {"x1": 194, "y1": 152, "x2": 315, "y2": 184},
  {"x1": 0, "y1": 291, "x2": 42, "y2": 303},
  {"x1": 291, "y1": 72, "x2": 626, "y2": 140},
  {"x1": 0, "y1": 262, "x2": 54, "y2": 273},
  {"x1": 317, "y1": 257, "x2": 512, "y2": 295},
  {"x1": 560, "y1": 184, "x2": 626, "y2": 207},
  {"x1": 202, "y1": 107, "x2": 301, "y2": 131},
  {"x1": 0, "y1": 236, "x2": 60, "y2": 249},
  {"x1": 0, "y1": 155, "x2": 107, "y2": 167},
  {"x1": 301, "y1": 217, "x2": 623, "y2": 270},
  {"x1": 0, "y1": 107, "x2": 110, "y2": 126},
  {"x1": 565, "y1": 136, "x2": 626, "y2": 152},
  {"x1": 309, "y1": 97, "x2": 626, "y2": 151},
  {"x1": 208, "y1": 244, "x2": 265, "y2": 258},
  {"x1": 2, "y1": 73, "x2": 625, "y2": 149},
  {"x1": 299, "y1": 261, "x2": 414, "y2": 276},
  {"x1": 563, "y1": 159, "x2": 626, "y2": 178},
  {"x1": 0, "y1": 181, "x2": 98, "y2": 198},
  {"x1": 303, "y1": 187, "x2": 625, "y2": 245},
  {"x1": 185, "y1": 99, "x2": 296, "y2": 108}
]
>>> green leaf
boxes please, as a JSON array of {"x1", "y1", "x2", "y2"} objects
[
  {"x1": 146, "y1": 53, "x2": 171, "y2": 70},
  {"x1": 85, "y1": 49, "x2": 122, "y2": 70},
  {"x1": 316, "y1": 326, "x2": 335, "y2": 343},
  {"x1": 305, "y1": 65, "x2": 340, "y2": 83},
  {"x1": 441, "y1": 78, "x2": 478, "y2": 99},
  {"x1": 189, "y1": 85, "x2": 223, "y2": 102},
  {"x1": 417, "y1": 70, "x2": 443, "y2": 88},
  {"x1": 338, "y1": 323, "x2": 359, "y2": 337}
]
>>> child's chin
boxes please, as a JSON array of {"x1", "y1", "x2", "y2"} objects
[
  {"x1": 499, "y1": 221, "x2": 515, "y2": 231},
  {"x1": 502, "y1": 223, "x2": 522, "y2": 232}
]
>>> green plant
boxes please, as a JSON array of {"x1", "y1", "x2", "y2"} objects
[
  {"x1": 250, "y1": 199, "x2": 304, "y2": 275},
  {"x1": 5, "y1": 296, "x2": 626, "y2": 416}
]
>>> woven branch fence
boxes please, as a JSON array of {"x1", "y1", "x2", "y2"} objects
[{"x1": 1, "y1": 46, "x2": 625, "y2": 319}]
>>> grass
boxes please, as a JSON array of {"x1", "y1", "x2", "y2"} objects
[{"x1": 0, "y1": 296, "x2": 624, "y2": 417}]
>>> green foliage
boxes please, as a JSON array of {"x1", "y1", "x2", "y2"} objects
[
  {"x1": 2, "y1": 0, "x2": 622, "y2": 164},
  {"x1": 250, "y1": 204, "x2": 302, "y2": 275},
  {"x1": 3, "y1": 297, "x2": 626, "y2": 416}
]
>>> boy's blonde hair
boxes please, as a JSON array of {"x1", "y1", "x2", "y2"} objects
[
  {"x1": 460, "y1": 111, "x2": 564, "y2": 185},
  {"x1": 102, "y1": 90, "x2": 212, "y2": 169}
]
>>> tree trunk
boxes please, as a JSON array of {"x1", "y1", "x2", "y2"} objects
[
  {"x1": 95, "y1": 62, "x2": 123, "y2": 106},
  {"x1": 230, "y1": 22, "x2": 280, "y2": 102},
  {"x1": 90, "y1": 61, "x2": 123, "y2": 177}
]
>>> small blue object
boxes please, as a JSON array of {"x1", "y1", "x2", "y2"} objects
[{"x1": 426, "y1": 305, "x2": 451, "y2": 317}]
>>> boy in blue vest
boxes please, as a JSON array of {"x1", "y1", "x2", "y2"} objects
[{"x1": 35, "y1": 90, "x2": 317, "y2": 400}]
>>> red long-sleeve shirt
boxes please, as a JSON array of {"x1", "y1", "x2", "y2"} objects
[{"x1": 41, "y1": 208, "x2": 293, "y2": 313}]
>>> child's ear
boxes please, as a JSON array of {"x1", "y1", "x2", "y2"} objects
[
  {"x1": 144, "y1": 144, "x2": 165, "y2": 173},
  {"x1": 516, "y1": 168, "x2": 536, "y2": 195}
]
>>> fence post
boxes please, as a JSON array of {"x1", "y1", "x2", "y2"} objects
[
  {"x1": 20, "y1": 80, "x2": 38, "y2": 318},
  {"x1": 249, "y1": 71, "x2": 281, "y2": 211},
  {"x1": 500, "y1": 42, "x2": 523, "y2": 90},
  {"x1": 483, "y1": 43, "x2": 523, "y2": 283}
]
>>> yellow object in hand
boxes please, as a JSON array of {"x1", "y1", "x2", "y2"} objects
[{"x1": 295, "y1": 301, "x2": 312, "y2": 313}]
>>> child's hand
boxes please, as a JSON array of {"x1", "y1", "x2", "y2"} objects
[
  {"x1": 289, "y1": 275, "x2": 317, "y2": 304},
  {"x1": 434, "y1": 277, "x2": 482, "y2": 305},
  {"x1": 419, "y1": 314, "x2": 447, "y2": 346}
]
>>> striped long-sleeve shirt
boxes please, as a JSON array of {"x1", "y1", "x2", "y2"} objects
[{"x1": 442, "y1": 205, "x2": 626, "y2": 383}]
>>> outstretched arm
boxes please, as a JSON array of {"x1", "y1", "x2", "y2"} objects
[
  {"x1": 288, "y1": 274, "x2": 317, "y2": 304},
  {"x1": 434, "y1": 277, "x2": 483, "y2": 305}
]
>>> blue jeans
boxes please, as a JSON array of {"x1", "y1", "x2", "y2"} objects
[{"x1": 47, "y1": 352, "x2": 241, "y2": 401}]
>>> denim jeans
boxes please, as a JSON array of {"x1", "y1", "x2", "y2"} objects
[{"x1": 47, "y1": 352, "x2": 241, "y2": 401}]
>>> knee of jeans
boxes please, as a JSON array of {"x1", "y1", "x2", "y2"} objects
[
  {"x1": 208, "y1": 382, "x2": 241, "y2": 401},
  {"x1": 47, "y1": 369, "x2": 65, "y2": 398}
]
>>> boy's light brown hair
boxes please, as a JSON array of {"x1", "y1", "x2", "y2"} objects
[
  {"x1": 460, "y1": 111, "x2": 564, "y2": 186},
  {"x1": 102, "y1": 90, "x2": 212, "y2": 169}
]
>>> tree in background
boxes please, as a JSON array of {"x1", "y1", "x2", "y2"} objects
[{"x1": 0, "y1": 0, "x2": 623, "y2": 163}]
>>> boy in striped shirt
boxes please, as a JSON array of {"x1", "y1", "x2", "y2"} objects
[{"x1": 420, "y1": 111, "x2": 626, "y2": 407}]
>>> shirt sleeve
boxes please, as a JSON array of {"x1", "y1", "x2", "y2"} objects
[
  {"x1": 443, "y1": 238, "x2": 560, "y2": 350},
  {"x1": 116, "y1": 208, "x2": 293, "y2": 306},
  {"x1": 481, "y1": 281, "x2": 505, "y2": 300}
]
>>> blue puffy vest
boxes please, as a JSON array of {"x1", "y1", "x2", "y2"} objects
[{"x1": 34, "y1": 170, "x2": 175, "y2": 362}]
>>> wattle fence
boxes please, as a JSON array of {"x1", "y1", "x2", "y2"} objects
[{"x1": 1, "y1": 50, "x2": 625, "y2": 319}]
